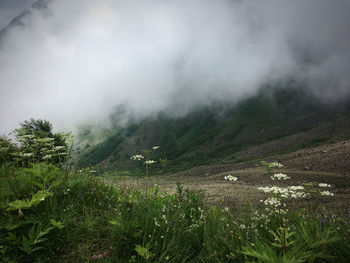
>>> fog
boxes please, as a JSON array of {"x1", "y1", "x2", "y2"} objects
[{"x1": 1, "y1": 0, "x2": 349, "y2": 134}]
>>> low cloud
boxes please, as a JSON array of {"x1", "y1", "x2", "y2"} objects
[{"x1": 1, "y1": 0, "x2": 349, "y2": 134}]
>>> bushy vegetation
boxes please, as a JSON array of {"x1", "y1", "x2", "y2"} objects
[
  {"x1": 0, "y1": 119, "x2": 70, "y2": 167},
  {"x1": 0, "y1": 163, "x2": 120, "y2": 262},
  {"x1": 3, "y1": 162, "x2": 350, "y2": 262},
  {"x1": 1, "y1": 119, "x2": 350, "y2": 262}
]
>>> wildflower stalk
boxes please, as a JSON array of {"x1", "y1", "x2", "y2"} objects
[{"x1": 145, "y1": 174, "x2": 149, "y2": 195}]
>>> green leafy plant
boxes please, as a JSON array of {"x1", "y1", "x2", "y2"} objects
[
  {"x1": 135, "y1": 244, "x2": 155, "y2": 261},
  {"x1": 243, "y1": 240, "x2": 311, "y2": 263},
  {"x1": 18, "y1": 223, "x2": 54, "y2": 255},
  {"x1": 270, "y1": 227, "x2": 296, "y2": 253},
  {"x1": 50, "y1": 219, "x2": 65, "y2": 230},
  {"x1": 7, "y1": 189, "x2": 53, "y2": 217}
]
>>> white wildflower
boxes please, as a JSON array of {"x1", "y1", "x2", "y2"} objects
[
  {"x1": 152, "y1": 146, "x2": 160, "y2": 150},
  {"x1": 224, "y1": 175, "x2": 238, "y2": 182},
  {"x1": 42, "y1": 154, "x2": 52, "y2": 160},
  {"x1": 263, "y1": 197, "x2": 281, "y2": 207},
  {"x1": 130, "y1": 154, "x2": 144, "y2": 161},
  {"x1": 262, "y1": 161, "x2": 283, "y2": 169},
  {"x1": 37, "y1": 137, "x2": 55, "y2": 143},
  {"x1": 258, "y1": 186, "x2": 288, "y2": 196},
  {"x1": 53, "y1": 146, "x2": 65, "y2": 151},
  {"x1": 320, "y1": 191, "x2": 334, "y2": 196},
  {"x1": 259, "y1": 185, "x2": 308, "y2": 199},
  {"x1": 144, "y1": 160, "x2": 156, "y2": 165},
  {"x1": 19, "y1": 134, "x2": 35, "y2": 139},
  {"x1": 271, "y1": 173, "x2": 290, "y2": 180},
  {"x1": 290, "y1": 192, "x2": 308, "y2": 199},
  {"x1": 318, "y1": 183, "x2": 331, "y2": 188},
  {"x1": 288, "y1": 185, "x2": 304, "y2": 191},
  {"x1": 274, "y1": 209, "x2": 287, "y2": 215},
  {"x1": 154, "y1": 218, "x2": 160, "y2": 227}
]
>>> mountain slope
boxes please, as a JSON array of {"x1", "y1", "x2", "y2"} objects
[{"x1": 74, "y1": 86, "x2": 350, "y2": 172}]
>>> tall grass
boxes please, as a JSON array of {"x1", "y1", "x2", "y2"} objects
[
  {"x1": 0, "y1": 164, "x2": 119, "y2": 262},
  {"x1": 1, "y1": 162, "x2": 350, "y2": 262}
]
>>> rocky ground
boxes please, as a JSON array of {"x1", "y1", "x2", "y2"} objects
[{"x1": 110, "y1": 139, "x2": 350, "y2": 213}]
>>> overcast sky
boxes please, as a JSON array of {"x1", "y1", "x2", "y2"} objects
[
  {"x1": 0, "y1": 0, "x2": 36, "y2": 29},
  {"x1": 0, "y1": 0, "x2": 350, "y2": 134}
]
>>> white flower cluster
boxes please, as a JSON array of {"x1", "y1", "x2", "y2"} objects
[
  {"x1": 144, "y1": 160, "x2": 156, "y2": 165},
  {"x1": 152, "y1": 146, "x2": 160, "y2": 150},
  {"x1": 286, "y1": 186, "x2": 308, "y2": 199},
  {"x1": 53, "y1": 145, "x2": 66, "y2": 151},
  {"x1": 130, "y1": 154, "x2": 144, "y2": 161},
  {"x1": 270, "y1": 162, "x2": 283, "y2": 168},
  {"x1": 262, "y1": 197, "x2": 281, "y2": 207},
  {"x1": 19, "y1": 134, "x2": 35, "y2": 139},
  {"x1": 42, "y1": 154, "x2": 52, "y2": 160},
  {"x1": 258, "y1": 185, "x2": 308, "y2": 199},
  {"x1": 288, "y1": 185, "x2": 304, "y2": 191},
  {"x1": 289, "y1": 191, "x2": 308, "y2": 199},
  {"x1": 320, "y1": 191, "x2": 334, "y2": 196},
  {"x1": 259, "y1": 199, "x2": 289, "y2": 215},
  {"x1": 318, "y1": 183, "x2": 334, "y2": 196},
  {"x1": 224, "y1": 175, "x2": 238, "y2": 182},
  {"x1": 262, "y1": 161, "x2": 284, "y2": 169},
  {"x1": 271, "y1": 173, "x2": 290, "y2": 181},
  {"x1": 258, "y1": 186, "x2": 288, "y2": 195},
  {"x1": 273, "y1": 208, "x2": 288, "y2": 215},
  {"x1": 36, "y1": 137, "x2": 55, "y2": 143}
]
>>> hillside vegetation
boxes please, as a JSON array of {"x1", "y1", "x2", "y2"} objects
[
  {"x1": 74, "y1": 86, "x2": 350, "y2": 173},
  {"x1": 2, "y1": 90, "x2": 350, "y2": 262}
]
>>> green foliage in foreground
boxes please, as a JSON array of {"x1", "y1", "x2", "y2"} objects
[
  {"x1": 1, "y1": 163, "x2": 350, "y2": 262},
  {"x1": 0, "y1": 163, "x2": 119, "y2": 262}
]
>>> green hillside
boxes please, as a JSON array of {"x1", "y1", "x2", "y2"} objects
[{"x1": 74, "y1": 86, "x2": 350, "y2": 172}]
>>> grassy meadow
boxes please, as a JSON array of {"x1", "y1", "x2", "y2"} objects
[{"x1": 1, "y1": 119, "x2": 350, "y2": 262}]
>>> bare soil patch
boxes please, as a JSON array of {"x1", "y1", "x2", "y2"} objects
[{"x1": 109, "y1": 140, "x2": 350, "y2": 212}]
